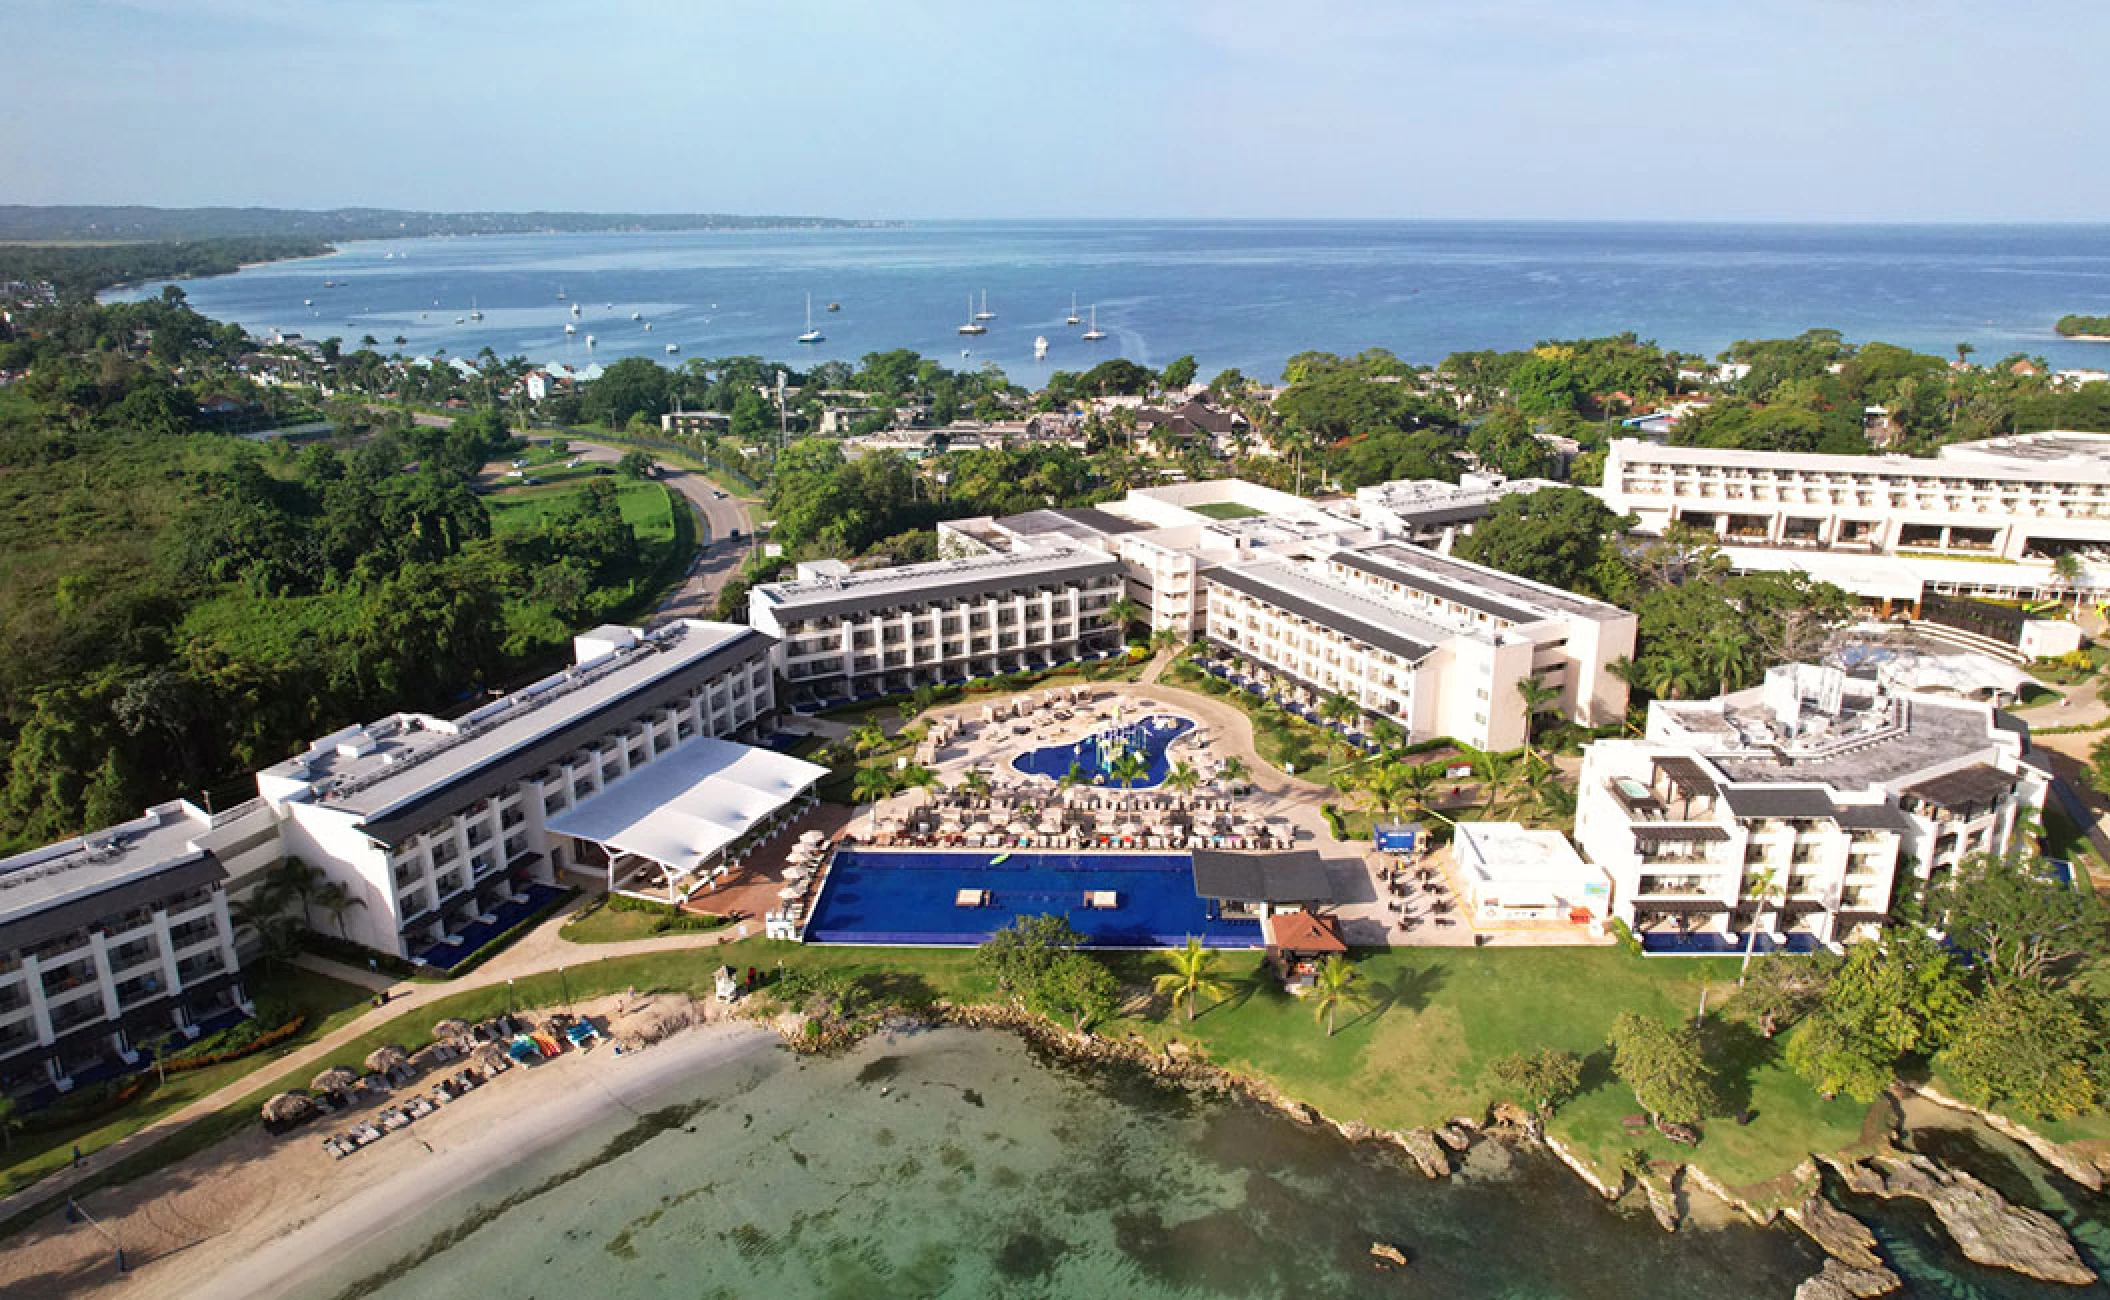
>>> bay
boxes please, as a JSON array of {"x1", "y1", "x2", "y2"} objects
[{"x1": 113, "y1": 221, "x2": 2110, "y2": 385}]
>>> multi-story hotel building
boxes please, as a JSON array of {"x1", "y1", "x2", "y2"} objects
[
  {"x1": 257, "y1": 619, "x2": 800, "y2": 960},
  {"x1": 1574, "y1": 664, "x2": 2048, "y2": 953},
  {"x1": 748, "y1": 549, "x2": 1127, "y2": 710},
  {"x1": 1201, "y1": 542, "x2": 1634, "y2": 750},
  {"x1": 1350, "y1": 472, "x2": 1564, "y2": 549},
  {"x1": 0, "y1": 799, "x2": 273, "y2": 1093},
  {"x1": 1598, "y1": 432, "x2": 2110, "y2": 562}
]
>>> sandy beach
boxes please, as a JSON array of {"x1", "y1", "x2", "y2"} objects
[{"x1": 0, "y1": 1005, "x2": 778, "y2": 1300}]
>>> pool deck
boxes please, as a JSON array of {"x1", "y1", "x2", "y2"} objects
[{"x1": 849, "y1": 680, "x2": 1609, "y2": 950}]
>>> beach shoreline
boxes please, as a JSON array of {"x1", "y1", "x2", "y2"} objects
[{"x1": 0, "y1": 1011, "x2": 778, "y2": 1300}]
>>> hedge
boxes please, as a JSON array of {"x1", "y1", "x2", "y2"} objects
[{"x1": 164, "y1": 1016, "x2": 307, "y2": 1074}]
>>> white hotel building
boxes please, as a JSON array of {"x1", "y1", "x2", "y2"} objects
[
  {"x1": 748, "y1": 549, "x2": 1128, "y2": 710},
  {"x1": 1203, "y1": 542, "x2": 1634, "y2": 751},
  {"x1": 0, "y1": 799, "x2": 274, "y2": 1092},
  {"x1": 1574, "y1": 665, "x2": 2048, "y2": 953},
  {"x1": 256, "y1": 619, "x2": 816, "y2": 960}
]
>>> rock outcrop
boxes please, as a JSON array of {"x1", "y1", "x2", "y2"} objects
[
  {"x1": 1793, "y1": 1258, "x2": 1902, "y2": 1300},
  {"x1": 1397, "y1": 1128, "x2": 1455, "y2": 1179},
  {"x1": 1785, "y1": 1194, "x2": 1885, "y2": 1272},
  {"x1": 1824, "y1": 1152, "x2": 2096, "y2": 1286}
]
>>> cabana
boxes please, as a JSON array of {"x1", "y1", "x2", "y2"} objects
[{"x1": 1261, "y1": 910, "x2": 1347, "y2": 992}]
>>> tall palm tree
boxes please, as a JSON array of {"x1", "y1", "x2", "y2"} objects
[
  {"x1": 1217, "y1": 755, "x2": 1250, "y2": 790},
  {"x1": 1153, "y1": 937, "x2": 1231, "y2": 1022},
  {"x1": 1104, "y1": 596, "x2": 1143, "y2": 639},
  {"x1": 1310, "y1": 954, "x2": 1367, "y2": 1037},
  {"x1": 1738, "y1": 866, "x2": 1786, "y2": 985},
  {"x1": 1165, "y1": 760, "x2": 1202, "y2": 796},
  {"x1": 960, "y1": 767, "x2": 991, "y2": 798},
  {"x1": 1514, "y1": 677, "x2": 1561, "y2": 763},
  {"x1": 1474, "y1": 750, "x2": 1518, "y2": 816},
  {"x1": 1368, "y1": 718, "x2": 1407, "y2": 759},
  {"x1": 1319, "y1": 692, "x2": 1360, "y2": 760},
  {"x1": 2053, "y1": 551, "x2": 2086, "y2": 616},
  {"x1": 1702, "y1": 627, "x2": 1754, "y2": 697},
  {"x1": 312, "y1": 880, "x2": 367, "y2": 940},
  {"x1": 851, "y1": 765, "x2": 896, "y2": 834},
  {"x1": 1401, "y1": 763, "x2": 1453, "y2": 826},
  {"x1": 1109, "y1": 749, "x2": 1149, "y2": 791},
  {"x1": 850, "y1": 721, "x2": 888, "y2": 757}
]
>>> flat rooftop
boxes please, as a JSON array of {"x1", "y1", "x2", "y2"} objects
[
  {"x1": 1611, "y1": 436, "x2": 2110, "y2": 486},
  {"x1": 752, "y1": 547, "x2": 1122, "y2": 621},
  {"x1": 1208, "y1": 557, "x2": 1490, "y2": 663},
  {"x1": 268, "y1": 621, "x2": 765, "y2": 821},
  {"x1": 993, "y1": 506, "x2": 1149, "y2": 540},
  {"x1": 0, "y1": 803, "x2": 227, "y2": 943},
  {"x1": 1651, "y1": 689, "x2": 2009, "y2": 791},
  {"x1": 1339, "y1": 541, "x2": 1629, "y2": 622}
]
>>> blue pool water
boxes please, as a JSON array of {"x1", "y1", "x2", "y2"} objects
[
  {"x1": 1010, "y1": 714, "x2": 1196, "y2": 788},
  {"x1": 804, "y1": 850, "x2": 1261, "y2": 948}
]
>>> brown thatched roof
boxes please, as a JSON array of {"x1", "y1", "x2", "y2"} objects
[
  {"x1": 262, "y1": 1092, "x2": 315, "y2": 1124},
  {"x1": 431, "y1": 1018, "x2": 471, "y2": 1042},
  {"x1": 311, "y1": 1066, "x2": 358, "y2": 1093},
  {"x1": 364, "y1": 1045, "x2": 409, "y2": 1073}
]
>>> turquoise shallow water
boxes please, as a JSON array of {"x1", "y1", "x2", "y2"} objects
[
  {"x1": 112, "y1": 221, "x2": 2110, "y2": 384},
  {"x1": 289, "y1": 1027, "x2": 1842, "y2": 1300}
]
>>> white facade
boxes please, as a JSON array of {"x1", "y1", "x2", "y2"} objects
[
  {"x1": 257, "y1": 620, "x2": 779, "y2": 959},
  {"x1": 1453, "y1": 822, "x2": 1612, "y2": 924},
  {"x1": 1574, "y1": 665, "x2": 2048, "y2": 951},
  {"x1": 750, "y1": 549, "x2": 1127, "y2": 710},
  {"x1": 0, "y1": 801, "x2": 259, "y2": 1092},
  {"x1": 1351, "y1": 472, "x2": 1563, "y2": 550}
]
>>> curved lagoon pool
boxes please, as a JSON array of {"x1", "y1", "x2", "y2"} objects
[{"x1": 1010, "y1": 714, "x2": 1196, "y2": 788}]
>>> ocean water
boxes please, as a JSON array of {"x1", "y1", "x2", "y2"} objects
[
  {"x1": 114, "y1": 221, "x2": 2110, "y2": 385},
  {"x1": 286, "y1": 1027, "x2": 1841, "y2": 1300}
]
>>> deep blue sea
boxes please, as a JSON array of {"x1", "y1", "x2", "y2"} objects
[{"x1": 115, "y1": 221, "x2": 2110, "y2": 383}]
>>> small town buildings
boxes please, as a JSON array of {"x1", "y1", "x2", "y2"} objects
[
  {"x1": 1452, "y1": 822, "x2": 1611, "y2": 925},
  {"x1": 1260, "y1": 909, "x2": 1347, "y2": 990},
  {"x1": 1574, "y1": 664, "x2": 2048, "y2": 953}
]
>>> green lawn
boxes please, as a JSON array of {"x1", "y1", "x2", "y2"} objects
[
  {"x1": 486, "y1": 478, "x2": 677, "y2": 544},
  {"x1": 1189, "y1": 501, "x2": 1265, "y2": 520},
  {"x1": 0, "y1": 966, "x2": 372, "y2": 1198},
  {"x1": 559, "y1": 898, "x2": 734, "y2": 944}
]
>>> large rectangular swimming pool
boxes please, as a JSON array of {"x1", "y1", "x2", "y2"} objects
[{"x1": 805, "y1": 850, "x2": 1263, "y2": 948}]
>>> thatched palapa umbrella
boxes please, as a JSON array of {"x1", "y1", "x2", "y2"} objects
[
  {"x1": 311, "y1": 1066, "x2": 358, "y2": 1094},
  {"x1": 262, "y1": 1092, "x2": 315, "y2": 1125},
  {"x1": 431, "y1": 1018, "x2": 471, "y2": 1043},
  {"x1": 408, "y1": 1044, "x2": 451, "y2": 1072},
  {"x1": 365, "y1": 1045, "x2": 409, "y2": 1074},
  {"x1": 473, "y1": 1043, "x2": 511, "y2": 1072}
]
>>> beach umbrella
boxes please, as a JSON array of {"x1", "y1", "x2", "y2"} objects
[
  {"x1": 967, "y1": 819, "x2": 993, "y2": 835},
  {"x1": 409, "y1": 1044, "x2": 451, "y2": 1072},
  {"x1": 430, "y1": 1018, "x2": 471, "y2": 1043},
  {"x1": 473, "y1": 1043, "x2": 511, "y2": 1072},
  {"x1": 262, "y1": 1092, "x2": 315, "y2": 1125},
  {"x1": 311, "y1": 1066, "x2": 358, "y2": 1094},
  {"x1": 800, "y1": 829, "x2": 825, "y2": 844},
  {"x1": 365, "y1": 1045, "x2": 409, "y2": 1074},
  {"x1": 784, "y1": 864, "x2": 811, "y2": 881},
  {"x1": 1006, "y1": 818, "x2": 1033, "y2": 836},
  {"x1": 1119, "y1": 820, "x2": 1143, "y2": 838},
  {"x1": 778, "y1": 884, "x2": 803, "y2": 900}
]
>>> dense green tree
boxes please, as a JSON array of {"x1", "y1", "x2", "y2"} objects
[
  {"x1": 1159, "y1": 355, "x2": 1198, "y2": 390},
  {"x1": 1456, "y1": 488, "x2": 1624, "y2": 597},
  {"x1": 1936, "y1": 980, "x2": 2105, "y2": 1120},
  {"x1": 977, "y1": 914, "x2": 1087, "y2": 1002},
  {"x1": 1485, "y1": 1047, "x2": 1586, "y2": 1116},
  {"x1": 1028, "y1": 951, "x2": 1121, "y2": 1031},
  {"x1": 579, "y1": 356, "x2": 673, "y2": 427},
  {"x1": 1608, "y1": 1012, "x2": 1715, "y2": 1126},
  {"x1": 1926, "y1": 850, "x2": 2102, "y2": 987},
  {"x1": 1786, "y1": 934, "x2": 1967, "y2": 1102}
]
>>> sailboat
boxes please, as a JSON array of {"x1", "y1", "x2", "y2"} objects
[
  {"x1": 555, "y1": 286, "x2": 567, "y2": 300},
  {"x1": 1080, "y1": 306, "x2": 1106, "y2": 341},
  {"x1": 467, "y1": 298, "x2": 483, "y2": 321},
  {"x1": 957, "y1": 294, "x2": 987, "y2": 336},
  {"x1": 1065, "y1": 293, "x2": 1081, "y2": 326},
  {"x1": 973, "y1": 289, "x2": 995, "y2": 321},
  {"x1": 569, "y1": 303, "x2": 582, "y2": 318},
  {"x1": 797, "y1": 294, "x2": 825, "y2": 344},
  {"x1": 1034, "y1": 336, "x2": 1049, "y2": 360},
  {"x1": 564, "y1": 322, "x2": 576, "y2": 335}
]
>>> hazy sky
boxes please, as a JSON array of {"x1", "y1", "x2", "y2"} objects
[{"x1": 7, "y1": 0, "x2": 2108, "y2": 221}]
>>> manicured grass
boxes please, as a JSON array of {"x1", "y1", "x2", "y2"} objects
[
  {"x1": 486, "y1": 478, "x2": 677, "y2": 544},
  {"x1": 1104, "y1": 945, "x2": 1869, "y2": 1200},
  {"x1": 1189, "y1": 501, "x2": 1265, "y2": 520},
  {"x1": 0, "y1": 966, "x2": 372, "y2": 1198},
  {"x1": 559, "y1": 898, "x2": 734, "y2": 944}
]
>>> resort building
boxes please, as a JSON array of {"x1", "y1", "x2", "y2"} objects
[
  {"x1": 256, "y1": 620, "x2": 798, "y2": 962},
  {"x1": 1573, "y1": 664, "x2": 2049, "y2": 954},
  {"x1": 1452, "y1": 822, "x2": 1612, "y2": 926},
  {"x1": 1350, "y1": 472, "x2": 1563, "y2": 550},
  {"x1": 0, "y1": 799, "x2": 270, "y2": 1093},
  {"x1": 1200, "y1": 542, "x2": 1635, "y2": 750},
  {"x1": 748, "y1": 550, "x2": 1127, "y2": 710}
]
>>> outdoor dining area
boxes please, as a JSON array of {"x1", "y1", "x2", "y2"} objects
[
  {"x1": 1379, "y1": 860, "x2": 1463, "y2": 933},
  {"x1": 849, "y1": 779, "x2": 1295, "y2": 852}
]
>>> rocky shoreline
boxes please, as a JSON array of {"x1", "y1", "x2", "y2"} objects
[{"x1": 764, "y1": 1000, "x2": 2103, "y2": 1296}]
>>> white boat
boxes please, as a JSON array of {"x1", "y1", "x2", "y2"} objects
[
  {"x1": 630, "y1": 311, "x2": 642, "y2": 321},
  {"x1": 468, "y1": 299, "x2": 483, "y2": 321},
  {"x1": 797, "y1": 293, "x2": 825, "y2": 344},
  {"x1": 1081, "y1": 306, "x2": 1106, "y2": 341},
  {"x1": 1065, "y1": 293, "x2": 1080, "y2": 326},
  {"x1": 303, "y1": 298, "x2": 313, "y2": 306},
  {"x1": 570, "y1": 303, "x2": 581, "y2": 318},
  {"x1": 973, "y1": 289, "x2": 995, "y2": 321},
  {"x1": 564, "y1": 322, "x2": 576, "y2": 335},
  {"x1": 585, "y1": 334, "x2": 596, "y2": 347},
  {"x1": 665, "y1": 342, "x2": 679, "y2": 354},
  {"x1": 957, "y1": 293, "x2": 987, "y2": 336},
  {"x1": 556, "y1": 286, "x2": 567, "y2": 300},
  {"x1": 454, "y1": 317, "x2": 465, "y2": 324},
  {"x1": 643, "y1": 321, "x2": 653, "y2": 331},
  {"x1": 1034, "y1": 335, "x2": 1049, "y2": 359}
]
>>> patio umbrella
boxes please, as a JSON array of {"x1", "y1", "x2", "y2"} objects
[
  {"x1": 364, "y1": 1045, "x2": 409, "y2": 1074},
  {"x1": 1006, "y1": 818, "x2": 1033, "y2": 836},
  {"x1": 779, "y1": 885, "x2": 803, "y2": 900},
  {"x1": 967, "y1": 819, "x2": 993, "y2": 835},
  {"x1": 473, "y1": 1043, "x2": 511, "y2": 1072},
  {"x1": 430, "y1": 1018, "x2": 471, "y2": 1043},
  {"x1": 262, "y1": 1092, "x2": 315, "y2": 1125},
  {"x1": 311, "y1": 1066, "x2": 358, "y2": 1094},
  {"x1": 1119, "y1": 821, "x2": 1143, "y2": 838},
  {"x1": 800, "y1": 829, "x2": 826, "y2": 844},
  {"x1": 784, "y1": 864, "x2": 811, "y2": 881}
]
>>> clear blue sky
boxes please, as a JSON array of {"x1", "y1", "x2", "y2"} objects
[{"x1": 6, "y1": 0, "x2": 2107, "y2": 221}]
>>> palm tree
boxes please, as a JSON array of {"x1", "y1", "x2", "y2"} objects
[
  {"x1": 230, "y1": 892, "x2": 299, "y2": 973},
  {"x1": 851, "y1": 765, "x2": 896, "y2": 834},
  {"x1": 1310, "y1": 954, "x2": 1367, "y2": 1037},
  {"x1": 1217, "y1": 755, "x2": 1249, "y2": 790},
  {"x1": 1474, "y1": 750, "x2": 1518, "y2": 816},
  {"x1": 1153, "y1": 937, "x2": 1231, "y2": 1022},
  {"x1": 312, "y1": 879, "x2": 367, "y2": 940},
  {"x1": 1401, "y1": 762, "x2": 1453, "y2": 826},
  {"x1": 1059, "y1": 761, "x2": 1087, "y2": 790},
  {"x1": 1514, "y1": 677, "x2": 1561, "y2": 763},
  {"x1": 960, "y1": 767, "x2": 991, "y2": 798},
  {"x1": 1368, "y1": 718, "x2": 1407, "y2": 758},
  {"x1": 1105, "y1": 595, "x2": 1143, "y2": 640},
  {"x1": 266, "y1": 857, "x2": 324, "y2": 927},
  {"x1": 2053, "y1": 551, "x2": 2086, "y2": 616},
  {"x1": 1319, "y1": 692, "x2": 1360, "y2": 760},
  {"x1": 1165, "y1": 759, "x2": 1202, "y2": 796},
  {"x1": 898, "y1": 763, "x2": 938, "y2": 807},
  {"x1": 1701, "y1": 627, "x2": 1754, "y2": 697},
  {"x1": 850, "y1": 721, "x2": 888, "y2": 757},
  {"x1": 1109, "y1": 749, "x2": 1148, "y2": 791},
  {"x1": 1738, "y1": 867, "x2": 1785, "y2": 985}
]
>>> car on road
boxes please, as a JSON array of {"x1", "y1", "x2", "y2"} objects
[{"x1": 712, "y1": 489, "x2": 726, "y2": 499}]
